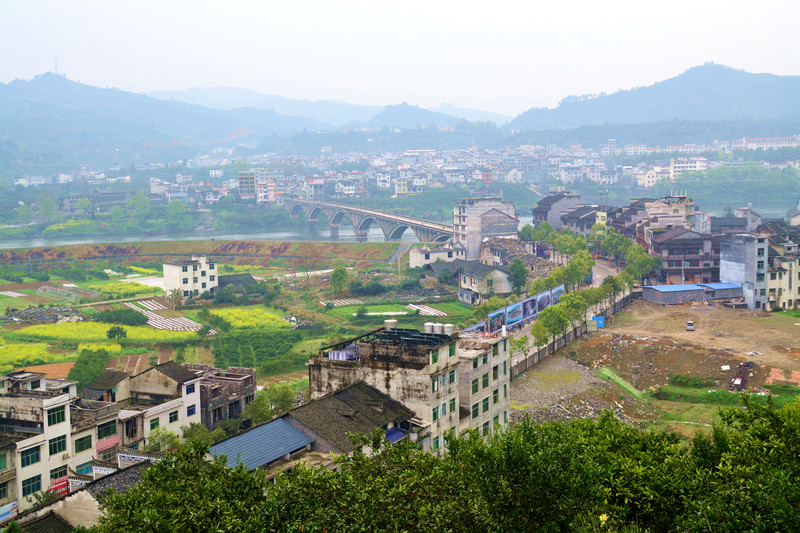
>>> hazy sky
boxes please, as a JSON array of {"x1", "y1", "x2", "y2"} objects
[{"x1": 1, "y1": 0, "x2": 798, "y2": 116}]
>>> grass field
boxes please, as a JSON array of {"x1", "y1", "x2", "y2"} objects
[
  {"x1": 328, "y1": 303, "x2": 411, "y2": 318},
  {"x1": 598, "y1": 367, "x2": 645, "y2": 400}
]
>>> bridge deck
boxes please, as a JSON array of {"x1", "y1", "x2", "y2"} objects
[{"x1": 292, "y1": 199, "x2": 454, "y2": 233}]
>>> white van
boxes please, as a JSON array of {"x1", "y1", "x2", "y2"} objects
[{"x1": 686, "y1": 321, "x2": 695, "y2": 331}]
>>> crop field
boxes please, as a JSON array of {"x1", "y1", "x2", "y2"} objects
[
  {"x1": 328, "y1": 303, "x2": 411, "y2": 318},
  {"x1": 0, "y1": 342, "x2": 74, "y2": 374},
  {"x1": 86, "y1": 281, "x2": 162, "y2": 299},
  {"x1": 210, "y1": 307, "x2": 291, "y2": 329},
  {"x1": 5, "y1": 322, "x2": 195, "y2": 343}
]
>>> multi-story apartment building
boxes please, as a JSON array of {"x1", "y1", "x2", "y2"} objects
[
  {"x1": 163, "y1": 255, "x2": 218, "y2": 298},
  {"x1": 720, "y1": 222, "x2": 800, "y2": 310},
  {"x1": 669, "y1": 157, "x2": 708, "y2": 178},
  {"x1": 182, "y1": 365, "x2": 256, "y2": 431},
  {"x1": 531, "y1": 192, "x2": 582, "y2": 230},
  {"x1": 648, "y1": 227, "x2": 720, "y2": 284},
  {"x1": 307, "y1": 321, "x2": 511, "y2": 454},
  {"x1": 454, "y1": 197, "x2": 518, "y2": 260},
  {"x1": 238, "y1": 171, "x2": 256, "y2": 199}
]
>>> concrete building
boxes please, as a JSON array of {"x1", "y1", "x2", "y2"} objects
[
  {"x1": 530, "y1": 192, "x2": 582, "y2": 230},
  {"x1": 720, "y1": 223, "x2": 800, "y2": 310},
  {"x1": 641, "y1": 283, "x2": 742, "y2": 305},
  {"x1": 163, "y1": 255, "x2": 219, "y2": 298},
  {"x1": 183, "y1": 365, "x2": 256, "y2": 431},
  {"x1": 238, "y1": 171, "x2": 256, "y2": 199},
  {"x1": 648, "y1": 227, "x2": 720, "y2": 284},
  {"x1": 453, "y1": 197, "x2": 519, "y2": 260},
  {"x1": 307, "y1": 321, "x2": 511, "y2": 454},
  {"x1": 408, "y1": 242, "x2": 466, "y2": 268}
]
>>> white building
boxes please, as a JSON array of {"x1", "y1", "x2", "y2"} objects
[{"x1": 163, "y1": 256, "x2": 218, "y2": 298}]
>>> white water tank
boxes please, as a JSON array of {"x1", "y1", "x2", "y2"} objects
[
  {"x1": 443, "y1": 324, "x2": 454, "y2": 335},
  {"x1": 384, "y1": 319, "x2": 398, "y2": 330},
  {"x1": 501, "y1": 325, "x2": 507, "y2": 337},
  {"x1": 424, "y1": 322, "x2": 435, "y2": 334},
  {"x1": 433, "y1": 323, "x2": 443, "y2": 334}
]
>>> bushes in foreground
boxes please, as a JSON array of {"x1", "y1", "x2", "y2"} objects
[{"x1": 92, "y1": 395, "x2": 800, "y2": 532}]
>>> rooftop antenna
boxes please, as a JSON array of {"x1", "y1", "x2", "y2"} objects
[{"x1": 53, "y1": 54, "x2": 58, "y2": 75}]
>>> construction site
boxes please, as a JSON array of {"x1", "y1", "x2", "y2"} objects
[{"x1": 511, "y1": 299, "x2": 800, "y2": 436}]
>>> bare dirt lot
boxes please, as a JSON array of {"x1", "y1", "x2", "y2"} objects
[{"x1": 510, "y1": 300, "x2": 800, "y2": 434}]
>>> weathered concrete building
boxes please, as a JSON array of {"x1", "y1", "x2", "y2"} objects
[
  {"x1": 531, "y1": 192, "x2": 582, "y2": 229},
  {"x1": 183, "y1": 364, "x2": 256, "y2": 430},
  {"x1": 641, "y1": 283, "x2": 742, "y2": 305},
  {"x1": 453, "y1": 197, "x2": 519, "y2": 260},
  {"x1": 308, "y1": 321, "x2": 511, "y2": 454}
]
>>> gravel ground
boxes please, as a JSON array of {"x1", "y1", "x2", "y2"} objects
[{"x1": 509, "y1": 355, "x2": 644, "y2": 425}]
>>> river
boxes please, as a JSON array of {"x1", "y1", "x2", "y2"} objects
[{"x1": 0, "y1": 216, "x2": 535, "y2": 251}]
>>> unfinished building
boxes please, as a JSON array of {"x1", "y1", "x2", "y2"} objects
[{"x1": 183, "y1": 364, "x2": 257, "y2": 430}]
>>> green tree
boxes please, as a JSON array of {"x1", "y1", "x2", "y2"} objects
[
  {"x1": 67, "y1": 349, "x2": 110, "y2": 391},
  {"x1": 145, "y1": 426, "x2": 180, "y2": 452},
  {"x1": 242, "y1": 390, "x2": 273, "y2": 424},
  {"x1": 14, "y1": 204, "x2": 33, "y2": 224},
  {"x1": 508, "y1": 259, "x2": 529, "y2": 295},
  {"x1": 530, "y1": 321, "x2": 550, "y2": 348},
  {"x1": 330, "y1": 266, "x2": 348, "y2": 298},
  {"x1": 106, "y1": 325, "x2": 127, "y2": 342},
  {"x1": 181, "y1": 422, "x2": 215, "y2": 447},
  {"x1": 518, "y1": 224, "x2": 535, "y2": 241},
  {"x1": 266, "y1": 383, "x2": 295, "y2": 415},
  {"x1": 559, "y1": 293, "x2": 588, "y2": 328},
  {"x1": 165, "y1": 199, "x2": 186, "y2": 229},
  {"x1": 109, "y1": 204, "x2": 126, "y2": 225},
  {"x1": 510, "y1": 334, "x2": 529, "y2": 355},
  {"x1": 76, "y1": 197, "x2": 93, "y2": 219},
  {"x1": 39, "y1": 196, "x2": 57, "y2": 223},
  {"x1": 538, "y1": 305, "x2": 569, "y2": 344}
]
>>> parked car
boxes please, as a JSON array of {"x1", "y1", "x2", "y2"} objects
[{"x1": 686, "y1": 321, "x2": 695, "y2": 331}]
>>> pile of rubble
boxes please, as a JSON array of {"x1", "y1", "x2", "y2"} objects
[
  {"x1": 511, "y1": 397, "x2": 638, "y2": 425},
  {"x1": 2, "y1": 306, "x2": 83, "y2": 325}
]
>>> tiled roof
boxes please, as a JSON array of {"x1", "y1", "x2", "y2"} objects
[
  {"x1": 427, "y1": 259, "x2": 508, "y2": 278},
  {"x1": 286, "y1": 381, "x2": 415, "y2": 453},
  {"x1": 210, "y1": 417, "x2": 312, "y2": 470},
  {"x1": 86, "y1": 370, "x2": 129, "y2": 391},
  {"x1": 85, "y1": 461, "x2": 151, "y2": 502},
  {"x1": 20, "y1": 511, "x2": 74, "y2": 533},
  {"x1": 217, "y1": 273, "x2": 258, "y2": 293},
  {"x1": 141, "y1": 361, "x2": 197, "y2": 384}
]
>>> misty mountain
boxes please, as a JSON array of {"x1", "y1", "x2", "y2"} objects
[
  {"x1": 148, "y1": 87, "x2": 382, "y2": 126},
  {"x1": 509, "y1": 63, "x2": 800, "y2": 132},
  {"x1": 429, "y1": 104, "x2": 510, "y2": 124},
  {"x1": 367, "y1": 103, "x2": 462, "y2": 129},
  {"x1": 0, "y1": 73, "x2": 329, "y2": 168}
]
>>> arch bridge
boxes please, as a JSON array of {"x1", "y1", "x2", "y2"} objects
[{"x1": 283, "y1": 199, "x2": 454, "y2": 242}]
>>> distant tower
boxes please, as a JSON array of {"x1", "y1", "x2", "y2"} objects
[{"x1": 53, "y1": 54, "x2": 58, "y2": 75}]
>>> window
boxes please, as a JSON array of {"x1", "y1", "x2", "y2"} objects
[
  {"x1": 149, "y1": 418, "x2": 159, "y2": 431},
  {"x1": 50, "y1": 465, "x2": 67, "y2": 481},
  {"x1": 448, "y1": 369, "x2": 456, "y2": 384},
  {"x1": 193, "y1": 265, "x2": 198, "y2": 271},
  {"x1": 182, "y1": 266, "x2": 188, "y2": 272},
  {"x1": 22, "y1": 475, "x2": 41, "y2": 497},
  {"x1": 432, "y1": 407, "x2": 439, "y2": 422},
  {"x1": 760, "y1": 289, "x2": 766, "y2": 296},
  {"x1": 449, "y1": 344, "x2": 456, "y2": 357},
  {"x1": 432, "y1": 436, "x2": 440, "y2": 451},
  {"x1": 757, "y1": 248, "x2": 765, "y2": 256},
  {"x1": 493, "y1": 365, "x2": 498, "y2": 380},
  {"x1": 182, "y1": 278, "x2": 189, "y2": 284},
  {"x1": 209, "y1": 263, "x2": 215, "y2": 270},
  {"x1": 193, "y1": 277, "x2": 198, "y2": 283},
  {"x1": 472, "y1": 403, "x2": 479, "y2": 419},
  {"x1": 482, "y1": 353, "x2": 488, "y2": 365},
  {"x1": 757, "y1": 261, "x2": 764, "y2": 270},
  {"x1": 482, "y1": 397, "x2": 489, "y2": 413},
  {"x1": 47, "y1": 405, "x2": 65, "y2": 426},
  {"x1": 449, "y1": 398, "x2": 456, "y2": 413},
  {"x1": 201, "y1": 271, "x2": 206, "y2": 277},
  {"x1": 0, "y1": 453, "x2": 5, "y2": 471},
  {"x1": 756, "y1": 273, "x2": 765, "y2": 281},
  {"x1": 493, "y1": 415, "x2": 499, "y2": 427},
  {"x1": 183, "y1": 290, "x2": 190, "y2": 297},
  {"x1": 503, "y1": 339, "x2": 507, "y2": 352},
  {"x1": 76, "y1": 461, "x2": 93, "y2": 476},
  {"x1": 21, "y1": 446, "x2": 40, "y2": 467},
  {"x1": 503, "y1": 361, "x2": 507, "y2": 375},
  {"x1": 770, "y1": 273, "x2": 777, "y2": 280},
  {"x1": 503, "y1": 384, "x2": 507, "y2": 398},
  {"x1": 493, "y1": 389, "x2": 499, "y2": 404},
  {"x1": 430, "y1": 349, "x2": 438, "y2": 365},
  {"x1": 169, "y1": 410, "x2": 178, "y2": 423},
  {"x1": 0, "y1": 481, "x2": 6, "y2": 500},
  {"x1": 472, "y1": 358, "x2": 478, "y2": 369},
  {"x1": 201, "y1": 282, "x2": 206, "y2": 289},
  {"x1": 431, "y1": 377, "x2": 439, "y2": 393},
  {"x1": 75, "y1": 435, "x2": 92, "y2": 454},
  {"x1": 30, "y1": 380, "x2": 41, "y2": 390},
  {"x1": 504, "y1": 411, "x2": 508, "y2": 424},
  {"x1": 186, "y1": 383, "x2": 195, "y2": 394},
  {"x1": 482, "y1": 422, "x2": 489, "y2": 436},
  {"x1": 187, "y1": 405, "x2": 196, "y2": 417},
  {"x1": 493, "y1": 344, "x2": 498, "y2": 356},
  {"x1": 471, "y1": 378, "x2": 479, "y2": 394},
  {"x1": 210, "y1": 275, "x2": 215, "y2": 282},
  {"x1": 482, "y1": 373, "x2": 489, "y2": 389},
  {"x1": 98, "y1": 420, "x2": 117, "y2": 440}
]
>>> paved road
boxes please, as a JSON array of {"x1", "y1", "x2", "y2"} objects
[{"x1": 592, "y1": 259, "x2": 618, "y2": 287}]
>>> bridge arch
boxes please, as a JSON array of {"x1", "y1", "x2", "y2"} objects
[
  {"x1": 432, "y1": 233, "x2": 451, "y2": 243},
  {"x1": 356, "y1": 216, "x2": 379, "y2": 232},
  {"x1": 307, "y1": 206, "x2": 325, "y2": 222},
  {"x1": 289, "y1": 203, "x2": 306, "y2": 218},
  {"x1": 388, "y1": 225, "x2": 410, "y2": 241},
  {"x1": 329, "y1": 210, "x2": 349, "y2": 226}
]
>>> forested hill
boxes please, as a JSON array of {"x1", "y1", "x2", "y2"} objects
[
  {"x1": 509, "y1": 63, "x2": 800, "y2": 131},
  {"x1": 0, "y1": 74, "x2": 328, "y2": 169}
]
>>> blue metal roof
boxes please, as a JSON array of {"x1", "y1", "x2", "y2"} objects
[
  {"x1": 210, "y1": 418, "x2": 312, "y2": 470},
  {"x1": 642, "y1": 284, "x2": 706, "y2": 293},
  {"x1": 698, "y1": 282, "x2": 741, "y2": 290},
  {"x1": 385, "y1": 427, "x2": 406, "y2": 443}
]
